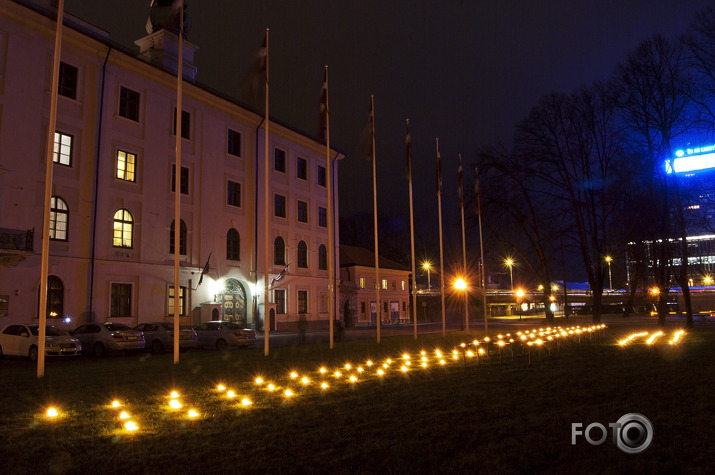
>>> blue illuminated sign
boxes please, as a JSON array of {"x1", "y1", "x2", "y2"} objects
[{"x1": 668, "y1": 145, "x2": 715, "y2": 174}]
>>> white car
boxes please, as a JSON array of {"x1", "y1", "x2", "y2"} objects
[
  {"x1": 0, "y1": 323, "x2": 82, "y2": 360},
  {"x1": 194, "y1": 321, "x2": 257, "y2": 350}
]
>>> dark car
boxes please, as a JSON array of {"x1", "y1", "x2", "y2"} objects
[
  {"x1": 133, "y1": 322, "x2": 198, "y2": 354},
  {"x1": 70, "y1": 322, "x2": 145, "y2": 357},
  {"x1": 194, "y1": 321, "x2": 257, "y2": 350}
]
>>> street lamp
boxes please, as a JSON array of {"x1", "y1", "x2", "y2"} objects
[
  {"x1": 423, "y1": 262, "x2": 431, "y2": 292},
  {"x1": 516, "y1": 288, "x2": 524, "y2": 321},
  {"x1": 605, "y1": 256, "x2": 613, "y2": 292},
  {"x1": 506, "y1": 259, "x2": 514, "y2": 290},
  {"x1": 454, "y1": 278, "x2": 467, "y2": 330},
  {"x1": 704, "y1": 276, "x2": 713, "y2": 286}
]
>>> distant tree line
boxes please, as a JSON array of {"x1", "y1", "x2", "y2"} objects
[{"x1": 478, "y1": 5, "x2": 715, "y2": 328}]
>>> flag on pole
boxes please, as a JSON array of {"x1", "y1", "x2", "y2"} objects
[
  {"x1": 359, "y1": 98, "x2": 375, "y2": 161},
  {"x1": 405, "y1": 119, "x2": 412, "y2": 178},
  {"x1": 436, "y1": 141, "x2": 442, "y2": 196},
  {"x1": 458, "y1": 154, "x2": 464, "y2": 208},
  {"x1": 270, "y1": 262, "x2": 291, "y2": 288},
  {"x1": 198, "y1": 252, "x2": 211, "y2": 286},
  {"x1": 318, "y1": 67, "x2": 328, "y2": 145}
]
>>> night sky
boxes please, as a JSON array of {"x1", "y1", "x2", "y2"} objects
[{"x1": 65, "y1": 0, "x2": 713, "y2": 260}]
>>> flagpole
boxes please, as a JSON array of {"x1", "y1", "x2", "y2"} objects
[
  {"x1": 173, "y1": 3, "x2": 184, "y2": 365},
  {"x1": 38, "y1": 0, "x2": 64, "y2": 379},
  {"x1": 406, "y1": 120, "x2": 417, "y2": 340},
  {"x1": 370, "y1": 96, "x2": 380, "y2": 344},
  {"x1": 436, "y1": 139, "x2": 446, "y2": 337},
  {"x1": 476, "y1": 167, "x2": 488, "y2": 332},
  {"x1": 324, "y1": 66, "x2": 335, "y2": 349},
  {"x1": 263, "y1": 28, "x2": 270, "y2": 357},
  {"x1": 459, "y1": 154, "x2": 468, "y2": 332}
]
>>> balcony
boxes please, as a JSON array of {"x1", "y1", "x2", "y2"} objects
[{"x1": 0, "y1": 228, "x2": 34, "y2": 267}]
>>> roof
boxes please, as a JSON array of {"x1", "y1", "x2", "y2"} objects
[{"x1": 339, "y1": 245, "x2": 409, "y2": 271}]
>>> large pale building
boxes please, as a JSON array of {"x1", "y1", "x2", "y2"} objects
[{"x1": 0, "y1": 0, "x2": 342, "y2": 331}]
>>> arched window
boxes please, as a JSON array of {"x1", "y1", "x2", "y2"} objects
[
  {"x1": 170, "y1": 219, "x2": 187, "y2": 255},
  {"x1": 49, "y1": 196, "x2": 68, "y2": 241},
  {"x1": 274, "y1": 236, "x2": 285, "y2": 266},
  {"x1": 297, "y1": 240, "x2": 308, "y2": 268},
  {"x1": 113, "y1": 209, "x2": 133, "y2": 248},
  {"x1": 227, "y1": 228, "x2": 240, "y2": 261},
  {"x1": 318, "y1": 244, "x2": 327, "y2": 270}
]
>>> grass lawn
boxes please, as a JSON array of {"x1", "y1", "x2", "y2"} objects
[{"x1": 0, "y1": 322, "x2": 713, "y2": 474}]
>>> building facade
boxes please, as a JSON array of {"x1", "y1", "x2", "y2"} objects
[{"x1": 0, "y1": 0, "x2": 341, "y2": 330}]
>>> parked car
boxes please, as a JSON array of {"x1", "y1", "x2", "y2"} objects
[
  {"x1": 133, "y1": 322, "x2": 198, "y2": 353},
  {"x1": 194, "y1": 321, "x2": 257, "y2": 350},
  {"x1": 0, "y1": 323, "x2": 82, "y2": 360},
  {"x1": 70, "y1": 322, "x2": 145, "y2": 357}
]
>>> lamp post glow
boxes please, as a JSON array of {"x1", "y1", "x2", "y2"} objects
[
  {"x1": 516, "y1": 288, "x2": 524, "y2": 321},
  {"x1": 605, "y1": 256, "x2": 613, "y2": 291},
  {"x1": 423, "y1": 262, "x2": 431, "y2": 292},
  {"x1": 454, "y1": 278, "x2": 467, "y2": 330},
  {"x1": 506, "y1": 259, "x2": 514, "y2": 290}
]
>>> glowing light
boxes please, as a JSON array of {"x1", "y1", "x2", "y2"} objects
[
  {"x1": 366, "y1": 360, "x2": 373, "y2": 366},
  {"x1": 386, "y1": 358, "x2": 392, "y2": 364},
  {"x1": 421, "y1": 362, "x2": 428, "y2": 368},
  {"x1": 439, "y1": 359, "x2": 446, "y2": 365},
  {"x1": 290, "y1": 372, "x2": 298, "y2": 379},
  {"x1": 466, "y1": 350, "x2": 474, "y2": 357},
  {"x1": 119, "y1": 411, "x2": 130, "y2": 419},
  {"x1": 478, "y1": 348, "x2": 485, "y2": 355},
  {"x1": 301, "y1": 377, "x2": 310, "y2": 385},
  {"x1": 402, "y1": 354, "x2": 410, "y2": 360},
  {"x1": 284, "y1": 389, "x2": 294, "y2": 397},
  {"x1": 125, "y1": 421, "x2": 138, "y2": 431},
  {"x1": 169, "y1": 399, "x2": 182, "y2": 409},
  {"x1": 111, "y1": 400, "x2": 121, "y2": 408},
  {"x1": 669, "y1": 330, "x2": 685, "y2": 344},
  {"x1": 226, "y1": 391, "x2": 236, "y2": 398},
  {"x1": 647, "y1": 331, "x2": 664, "y2": 345},
  {"x1": 349, "y1": 375, "x2": 357, "y2": 382},
  {"x1": 241, "y1": 398, "x2": 252, "y2": 406},
  {"x1": 255, "y1": 377, "x2": 264, "y2": 384},
  {"x1": 484, "y1": 337, "x2": 490, "y2": 342},
  {"x1": 319, "y1": 367, "x2": 327, "y2": 374},
  {"x1": 357, "y1": 367, "x2": 364, "y2": 373},
  {"x1": 46, "y1": 408, "x2": 58, "y2": 418},
  {"x1": 401, "y1": 366, "x2": 409, "y2": 372},
  {"x1": 377, "y1": 369, "x2": 385, "y2": 376},
  {"x1": 170, "y1": 391, "x2": 179, "y2": 398},
  {"x1": 217, "y1": 384, "x2": 226, "y2": 391},
  {"x1": 188, "y1": 410, "x2": 199, "y2": 418},
  {"x1": 321, "y1": 382, "x2": 329, "y2": 389},
  {"x1": 345, "y1": 363, "x2": 352, "y2": 370},
  {"x1": 334, "y1": 371, "x2": 342, "y2": 378},
  {"x1": 454, "y1": 278, "x2": 466, "y2": 290},
  {"x1": 267, "y1": 384, "x2": 276, "y2": 392}
]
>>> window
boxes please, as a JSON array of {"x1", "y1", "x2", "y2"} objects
[
  {"x1": 49, "y1": 196, "x2": 68, "y2": 241},
  {"x1": 53, "y1": 132, "x2": 73, "y2": 166},
  {"x1": 227, "y1": 129, "x2": 241, "y2": 157},
  {"x1": 227, "y1": 228, "x2": 240, "y2": 261},
  {"x1": 297, "y1": 200, "x2": 308, "y2": 223},
  {"x1": 275, "y1": 289, "x2": 286, "y2": 314},
  {"x1": 110, "y1": 283, "x2": 132, "y2": 317},
  {"x1": 171, "y1": 165, "x2": 189, "y2": 194},
  {"x1": 297, "y1": 157, "x2": 307, "y2": 180},
  {"x1": 227, "y1": 180, "x2": 241, "y2": 207},
  {"x1": 382, "y1": 279, "x2": 387, "y2": 290},
  {"x1": 46, "y1": 275, "x2": 64, "y2": 318},
  {"x1": 172, "y1": 108, "x2": 191, "y2": 139},
  {"x1": 170, "y1": 219, "x2": 187, "y2": 255},
  {"x1": 116, "y1": 150, "x2": 136, "y2": 182},
  {"x1": 297, "y1": 240, "x2": 308, "y2": 268},
  {"x1": 58, "y1": 62, "x2": 78, "y2": 99},
  {"x1": 113, "y1": 209, "x2": 133, "y2": 248},
  {"x1": 401, "y1": 281, "x2": 406, "y2": 291},
  {"x1": 318, "y1": 206, "x2": 327, "y2": 228},
  {"x1": 318, "y1": 244, "x2": 327, "y2": 270},
  {"x1": 317, "y1": 165, "x2": 326, "y2": 186},
  {"x1": 359, "y1": 277, "x2": 365, "y2": 289},
  {"x1": 119, "y1": 86, "x2": 140, "y2": 121},
  {"x1": 298, "y1": 290, "x2": 308, "y2": 314},
  {"x1": 274, "y1": 148, "x2": 286, "y2": 172},
  {"x1": 168, "y1": 285, "x2": 187, "y2": 316},
  {"x1": 274, "y1": 194, "x2": 286, "y2": 218},
  {"x1": 274, "y1": 237, "x2": 286, "y2": 266}
]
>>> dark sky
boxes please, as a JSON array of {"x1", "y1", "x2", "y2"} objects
[{"x1": 65, "y1": 0, "x2": 713, "y2": 255}]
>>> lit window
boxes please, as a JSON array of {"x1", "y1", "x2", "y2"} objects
[
  {"x1": 168, "y1": 286, "x2": 187, "y2": 316},
  {"x1": 49, "y1": 196, "x2": 68, "y2": 241},
  {"x1": 53, "y1": 132, "x2": 73, "y2": 166},
  {"x1": 113, "y1": 209, "x2": 133, "y2": 248},
  {"x1": 382, "y1": 279, "x2": 387, "y2": 290},
  {"x1": 359, "y1": 277, "x2": 365, "y2": 289},
  {"x1": 116, "y1": 150, "x2": 136, "y2": 182}
]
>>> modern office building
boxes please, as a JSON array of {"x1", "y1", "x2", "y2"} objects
[{"x1": 0, "y1": 0, "x2": 342, "y2": 330}]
